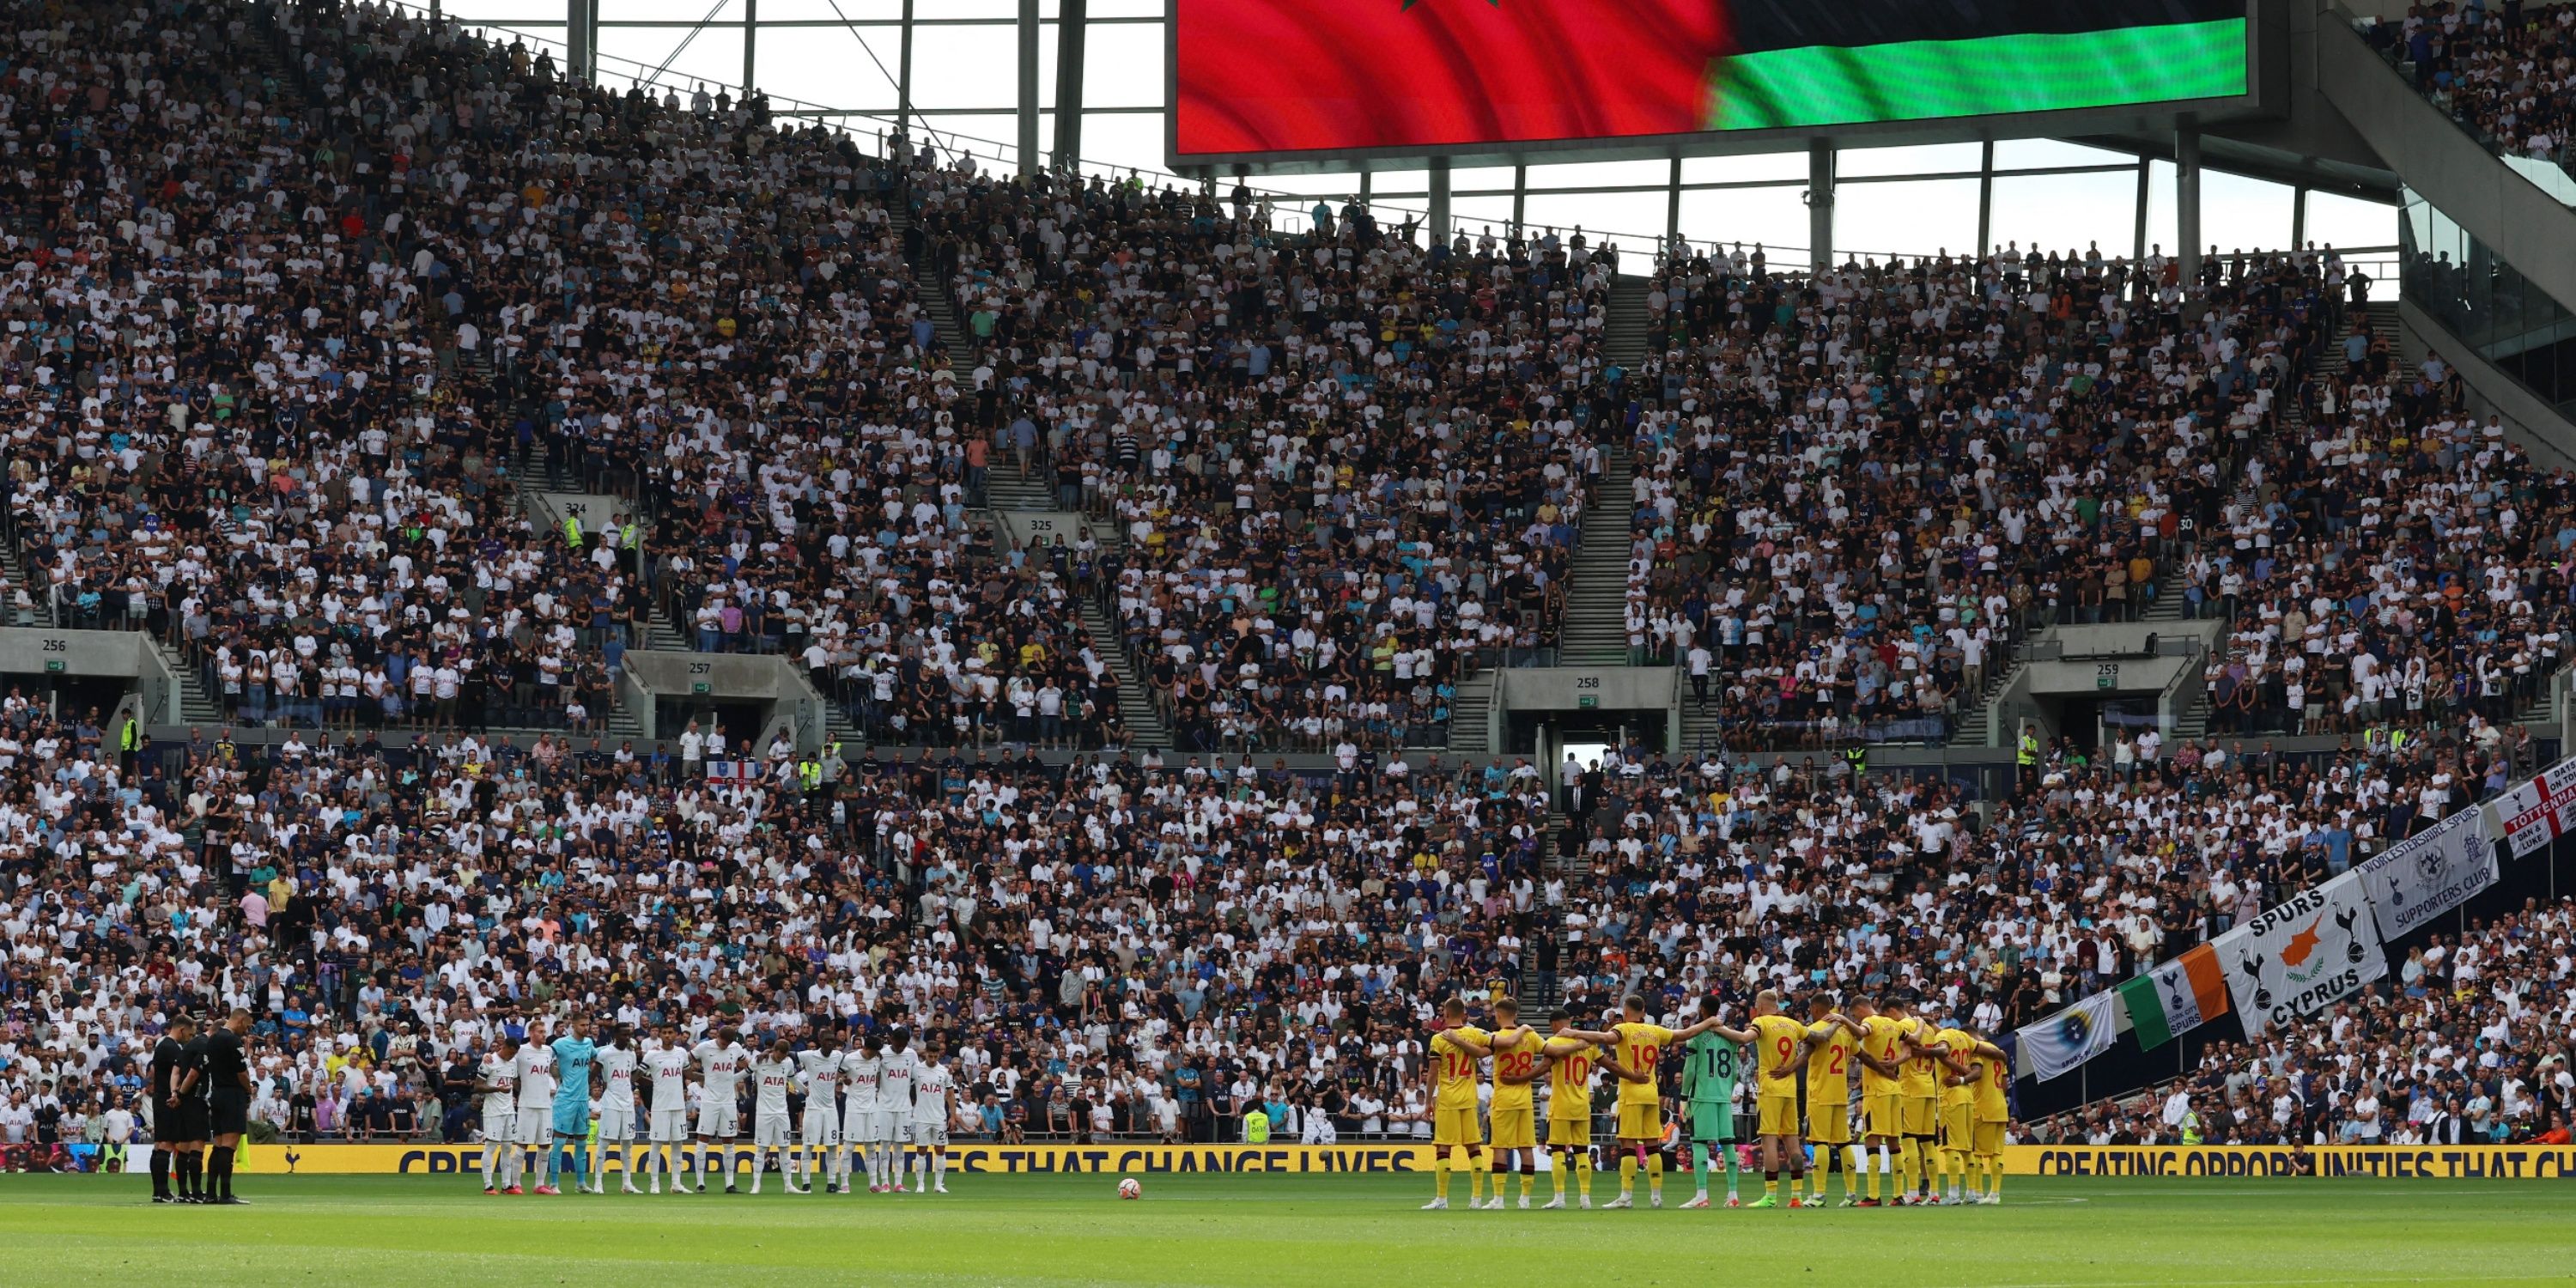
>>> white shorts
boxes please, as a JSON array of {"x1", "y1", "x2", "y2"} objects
[
  {"x1": 801, "y1": 1109, "x2": 840, "y2": 1147},
  {"x1": 649, "y1": 1109, "x2": 690, "y2": 1144},
  {"x1": 909, "y1": 1119, "x2": 947, "y2": 1148},
  {"x1": 843, "y1": 1104, "x2": 878, "y2": 1143},
  {"x1": 754, "y1": 1113, "x2": 793, "y2": 1148},
  {"x1": 695, "y1": 1101, "x2": 738, "y2": 1139},
  {"x1": 515, "y1": 1110, "x2": 550, "y2": 1147},
  {"x1": 484, "y1": 1110, "x2": 517, "y2": 1145},
  {"x1": 875, "y1": 1110, "x2": 910, "y2": 1144},
  {"x1": 598, "y1": 1108, "x2": 635, "y2": 1145}
]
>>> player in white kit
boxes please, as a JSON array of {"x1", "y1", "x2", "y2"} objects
[
  {"x1": 595, "y1": 1025, "x2": 643, "y2": 1194},
  {"x1": 748, "y1": 1038, "x2": 803, "y2": 1195},
  {"x1": 878, "y1": 1030, "x2": 920, "y2": 1194},
  {"x1": 514, "y1": 1026, "x2": 560, "y2": 1195},
  {"x1": 839, "y1": 1037, "x2": 885, "y2": 1193},
  {"x1": 794, "y1": 1030, "x2": 846, "y2": 1194},
  {"x1": 909, "y1": 1039, "x2": 955, "y2": 1195},
  {"x1": 643, "y1": 1024, "x2": 695, "y2": 1194},
  {"x1": 476, "y1": 1037, "x2": 523, "y2": 1194},
  {"x1": 691, "y1": 1027, "x2": 751, "y2": 1193}
]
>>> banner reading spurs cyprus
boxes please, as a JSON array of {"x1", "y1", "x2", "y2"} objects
[
  {"x1": 1170, "y1": 0, "x2": 2252, "y2": 160},
  {"x1": 2221, "y1": 870, "x2": 2387, "y2": 1037}
]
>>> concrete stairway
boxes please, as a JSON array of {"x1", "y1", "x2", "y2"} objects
[
  {"x1": 1601, "y1": 274, "x2": 1654, "y2": 372},
  {"x1": 1557, "y1": 445, "x2": 1637, "y2": 667}
]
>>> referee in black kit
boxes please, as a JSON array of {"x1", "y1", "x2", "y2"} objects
[
  {"x1": 149, "y1": 1016, "x2": 207, "y2": 1202},
  {"x1": 202, "y1": 1009, "x2": 254, "y2": 1205}
]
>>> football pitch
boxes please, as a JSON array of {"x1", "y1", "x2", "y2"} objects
[{"x1": 3, "y1": 1174, "x2": 2570, "y2": 1286}]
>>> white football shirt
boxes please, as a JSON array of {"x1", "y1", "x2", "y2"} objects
[{"x1": 597, "y1": 1046, "x2": 639, "y2": 1113}]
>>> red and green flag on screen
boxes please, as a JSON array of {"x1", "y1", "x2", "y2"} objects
[
  {"x1": 2118, "y1": 942, "x2": 2232, "y2": 1051},
  {"x1": 1174, "y1": 0, "x2": 2249, "y2": 156}
]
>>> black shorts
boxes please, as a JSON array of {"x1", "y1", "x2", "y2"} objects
[
  {"x1": 209, "y1": 1092, "x2": 249, "y2": 1138},
  {"x1": 163, "y1": 1101, "x2": 210, "y2": 1143}
]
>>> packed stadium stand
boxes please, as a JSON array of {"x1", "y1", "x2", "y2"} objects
[{"x1": 3, "y1": 0, "x2": 2576, "y2": 1170}]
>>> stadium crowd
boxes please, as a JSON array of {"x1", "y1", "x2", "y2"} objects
[
  {"x1": 2035, "y1": 897, "x2": 2576, "y2": 1148},
  {"x1": 0, "y1": 0, "x2": 2572, "y2": 1182},
  {"x1": 2366, "y1": 0, "x2": 2576, "y2": 173}
]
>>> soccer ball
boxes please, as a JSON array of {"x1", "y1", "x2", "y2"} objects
[{"x1": 1117, "y1": 1178, "x2": 1143, "y2": 1200}]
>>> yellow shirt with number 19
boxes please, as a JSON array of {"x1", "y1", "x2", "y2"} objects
[{"x1": 1608, "y1": 1022, "x2": 1676, "y2": 1106}]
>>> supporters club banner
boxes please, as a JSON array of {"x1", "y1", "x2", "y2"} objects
[
  {"x1": 2221, "y1": 871, "x2": 2387, "y2": 1037},
  {"x1": 2361, "y1": 806, "x2": 2500, "y2": 940}
]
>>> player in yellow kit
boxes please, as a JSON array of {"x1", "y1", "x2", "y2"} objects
[
  {"x1": 1914, "y1": 1014, "x2": 1980, "y2": 1206},
  {"x1": 1601, "y1": 992, "x2": 1727, "y2": 1209},
  {"x1": 1534, "y1": 1008, "x2": 1644, "y2": 1210},
  {"x1": 1743, "y1": 989, "x2": 1811, "y2": 1208},
  {"x1": 1419, "y1": 996, "x2": 1514, "y2": 1210},
  {"x1": 1849, "y1": 994, "x2": 1910, "y2": 1206},
  {"x1": 1967, "y1": 1031, "x2": 2013, "y2": 1205},
  {"x1": 1799, "y1": 996, "x2": 1870, "y2": 1206},
  {"x1": 1483, "y1": 998, "x2": 1546, "y2": 1209},
  {"x1": 1888, "y1": 993, "x2": 1943, "y2": 1206}
]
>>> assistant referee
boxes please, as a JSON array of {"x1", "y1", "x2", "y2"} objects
[
  {"x1": 203, "y1": 1009, "x2": 254, "y2": 1205},
  {"x1": 149, "y1": 1016, "x2": 208, "y2": 1203}
]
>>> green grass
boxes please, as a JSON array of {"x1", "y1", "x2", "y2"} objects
[{"x1": 4, "y1": 1173, "x2": 2573, "y2": 1286}]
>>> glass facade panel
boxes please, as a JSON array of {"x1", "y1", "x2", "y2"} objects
[{"x1": 2402, "y1": 189, "x2": 2576, "y2": 419}]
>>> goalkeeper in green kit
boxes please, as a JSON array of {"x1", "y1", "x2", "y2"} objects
[{"x1": 1675, "y1": 993, "x2": 1759, "y2": 1209}]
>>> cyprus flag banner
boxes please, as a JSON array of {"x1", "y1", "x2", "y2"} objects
[{"x1": 2221, "y1": 871, "x2": 2386, "y2": 1037}]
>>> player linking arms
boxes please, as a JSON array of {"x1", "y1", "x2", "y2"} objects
[
  {"x1": 1420, "y1": 997, "x2": 1511, "y2": 1210},
  {"x1": 1518, "y1": 1008, "x2": 1650, "y2": 1209},
  {"x1": 1743, "y1": 989, "x2": 1812, "y2": 1208},
  {"x1": 1601, "y1": 992, "x2": 1732, "y2": 1209},
  {"x1": 1673, "y1": 993, "x2": 1759, "y2": 1208},
  {"x1": 1912, "y1": 1016, "x2": 2011, "y2": 1205}
]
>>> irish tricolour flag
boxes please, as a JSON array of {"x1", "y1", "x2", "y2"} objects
[{"x1": 2119, "y1": 943, "x2": 2231, "y2": 1050}]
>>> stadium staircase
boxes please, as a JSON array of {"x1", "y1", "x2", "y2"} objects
[
  {"x1": 0, "y1": 538, "x2": 50, "y2": 629},
  {"x1": 1602, "y1": 275, "x2": 1653, "y2": 375},
  {"x1": 1557, "y1": 446, "x2": 1637, "y2": 667},
  {"x1": 1445, "y1": 671, "x2": 1498, "y2": 756},
  {"x1": 155, "y1": 638, "x2": 223, "y2": 728},
  {"x1": 889, "y1": 197, "x2": 1171, "y2": 751}
]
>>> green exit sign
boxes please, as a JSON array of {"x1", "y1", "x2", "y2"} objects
[
  {"x1": 1577, "y1": 695, "x2": 1597, "y2": 709},
  {"x1": 691, "y1": 682, "x2": 711, "y2": 695},
  {"x1": 44, "y1": 659, "x2": 63, "y2": 673}
]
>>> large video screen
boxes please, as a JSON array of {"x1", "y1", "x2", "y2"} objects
[{"x1": 1172, "y1": 1, "x2": 2251, "y2": 161}]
